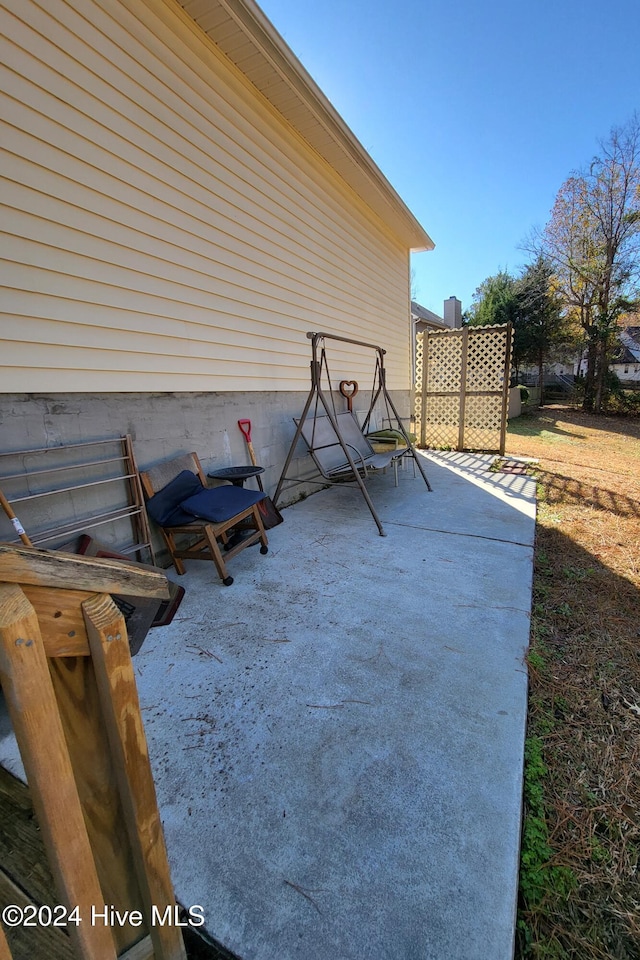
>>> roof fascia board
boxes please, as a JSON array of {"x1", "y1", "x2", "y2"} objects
[{"x1": 178, "y1": 0, "x2": 434, "y2": 250}]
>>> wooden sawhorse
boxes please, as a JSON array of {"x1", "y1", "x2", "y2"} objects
[{"x1": 0, "y1": 544, "x2": 186, "y2": 960}]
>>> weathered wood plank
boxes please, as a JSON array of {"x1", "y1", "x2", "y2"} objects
[
  {"x1": 119, "y1": 933, "x2": 155, "y2": 960},
  {"x1": 0, "y1": 769, "x2": 153, "y2": 960},
  {"x1": 0, "y1": 869, "x2": 74, "y2": 960},
  {"x1": 0, "y1": 772, "x2": 229, "y2": 960},
  {"x1": 48, "y1": 651, "x2": 147, "y2": 955},
  {"x1": 0, "y1": 767, "x2": 58, "y2": 910},
  {"x1": 84, "y1": 593, "x2": 187, "y2": 960},
  {"x1": 0, "y1": 910, "x2": 13, "y2": 960},
  {"x1": 0, "y1": 545, "x2": 169, "y2": 599},
  {"x1": 21, "y1": 586, "x2": 92, "y2": 656},
  {"x1": 0, "y1": 583, "x2": 118, "y2": 960}
]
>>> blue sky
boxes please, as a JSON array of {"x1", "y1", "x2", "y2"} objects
[{"x1": 258, "y1": 0, "x2": 640, "y2": 317}]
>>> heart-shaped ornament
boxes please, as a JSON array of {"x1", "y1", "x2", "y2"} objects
[{"x1": 339, "y1": 380, "x2": 359, "y2": 412}]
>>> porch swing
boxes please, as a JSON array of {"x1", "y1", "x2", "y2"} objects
[{"x1": 273, "y1": 331, "x2": 432, "y2": 536}]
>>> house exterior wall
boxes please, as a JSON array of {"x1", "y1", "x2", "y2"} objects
[
  {"x1": 611, "y1": 365, "x2": 640, "y2": 383},
  {"x1": 0, "y1": 389, "x2": 410, "y2": 530},
  {"x1": 0, "y1": 0, "x2": 413, "y2": 395},
  {"x1": 575, "y1": 360, "x2": 640, "y2": 383}
]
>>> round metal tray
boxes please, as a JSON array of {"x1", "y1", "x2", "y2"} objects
[{"x1": 207, "y1": 465, "x2": 265, "y2": 486}]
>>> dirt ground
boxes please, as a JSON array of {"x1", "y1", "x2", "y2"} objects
[{"x1": 505, "y1": 407, "x2": 640, "y2": 959}]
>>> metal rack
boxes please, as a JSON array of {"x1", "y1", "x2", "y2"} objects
[{"x1": 0, "y1": 436, "x2": 154, "y2": 564}]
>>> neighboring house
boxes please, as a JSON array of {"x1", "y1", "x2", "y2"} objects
[
  {"x1": 411, "y1": 297, "x2": 463, "y2": 338},
  {"x1": 411, "y1": 301, "x2": 449, "y2": 336},
  {"x1": 610, "y1": 327, "x2": 640, "y2": 383},
  {"x1": 0, "y1": 0, "x2": 433, "y2": 505},
  {"x1": 411, "y1": 297, "x2": 462, "y2": 378},
  {"x1": 573, "y1": 326, "x2": 640, "y2": 384}
]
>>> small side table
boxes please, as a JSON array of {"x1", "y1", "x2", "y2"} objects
[{"x1": 207, "y1": 465, "x2": 265, "y2": 487}]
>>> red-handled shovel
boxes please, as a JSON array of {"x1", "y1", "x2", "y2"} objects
[
  {"x1": 237, "y1": 420, "x2": 283, "y2": 528},
  {"x1": 238, "y1": 419, "x2": 261, "y2": 487}
]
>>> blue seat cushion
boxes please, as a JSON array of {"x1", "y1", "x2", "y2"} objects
[
  {"x1": 146, "y1": 470, "x2": 204, "y2": 526},
  {"x1": 181, "y1": 486, "x2": 266, "y2": 524}
]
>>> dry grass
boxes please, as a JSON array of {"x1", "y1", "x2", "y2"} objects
[{"x1": 506, "y1": 407, "x2": 640, "y2": 959}]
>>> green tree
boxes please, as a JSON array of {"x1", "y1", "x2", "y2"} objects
[
  {"x1": 466, "y1": 271, "x2": 518, "y2": 328},
  {"x1": 468, "y1": 264, "x2": 573, "y2": 402},
  {"x1": 513, "y1": 257, "x2": 572, "y2": 406}
]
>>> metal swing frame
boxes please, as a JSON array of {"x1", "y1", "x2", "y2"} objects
[{"x1": 273, "y1": 331, "x2": 432, "y2": 536}]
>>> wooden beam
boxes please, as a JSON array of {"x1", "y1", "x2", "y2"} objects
[
  {"x1": 0, "y1": 914, "x2": 13, "y2": 960},
  {"x1": 119, "y1": 934, "x2": 155, "y2": 960},
  {"x1": 0, "y1": 764, "x2": 150, "y2": 960},
  {"x1": 48, "y1": 653, "x2": 147, "y2": 955},
  {"x1": 0, "y1": 583, "x2": 118, "y2": 960},
  {"x1": 0, "y1": 869, "x2": 73, "y2": 960},
  {"x1": 21, "y1": 586, "x2": 92, "y2": 656},
  {"x1": 84, "y1": 593, "x2": 187, "y2": 960},
  {"x1": 0, "y1": 545, "x2": 169, "y2": 600},
  {"x1": 499, "y1": 322, "x2": 513, "y2": 456}
]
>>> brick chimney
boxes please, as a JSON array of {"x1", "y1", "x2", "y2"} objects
[{"x1": 443, "y1": 296, "x2": 462, "y2": 329}]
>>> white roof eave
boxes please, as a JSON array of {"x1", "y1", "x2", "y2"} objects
[{"x1": 178, "y1": 0, "x2": 434, "y2": 251}]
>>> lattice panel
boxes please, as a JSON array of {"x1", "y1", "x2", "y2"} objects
[
  {"x1": 413, "y1": 324, "x2": 512, "y2": 453},
  {"x1": 427, "y1": 332, "x2": 464, "y2": 392},
  {"x1": 421, "y1": 395, "x2": 460, "y2": 450},
  {"x1": 414, "y1": 332, "x2": 425, "y2": 432},
  {"x1": 466, "y1": 328, "x2": 509, "y2": 392},
  {"x1": 464, "y1": 394, "x2": 504, "y2": 450}
]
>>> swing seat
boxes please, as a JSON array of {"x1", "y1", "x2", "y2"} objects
[
  {"x1": 297, "y1": 411, "x2": 408, "y2": 486},
  {"x1": 274, "y1": 330, "x2": 432, "y2": 536}
]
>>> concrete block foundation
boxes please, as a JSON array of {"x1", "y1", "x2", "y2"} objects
[{"x1": 0, "y1": 390, "x2": 411, "y2": 556}]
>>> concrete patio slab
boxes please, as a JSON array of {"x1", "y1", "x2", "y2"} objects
[
  {"x1": 0, "y1": 451, "x2": 536, "y2": 960},
  {"x1": 138, "y1": 451, "x2": 535, "y2": 960}
]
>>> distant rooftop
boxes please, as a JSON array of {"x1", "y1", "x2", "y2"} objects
[{"x1": 411, "y1": 300, "x2": 448, "y2": 328}]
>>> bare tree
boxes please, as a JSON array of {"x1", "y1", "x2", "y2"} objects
[{"x1": 539, "y1": 115, "x2": 640, "y2": 411}]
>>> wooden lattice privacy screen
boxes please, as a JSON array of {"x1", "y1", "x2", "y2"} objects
[{"x1": 414, "y1": 324, "x2": 512, "y2": 454}]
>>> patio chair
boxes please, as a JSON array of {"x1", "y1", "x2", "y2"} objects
[
  {"x1": 139, "y1": 453, "x2": 268, "y2": 586},
  {"x1": 298, "y1": 411, "x2": 409, "y2": 486}
]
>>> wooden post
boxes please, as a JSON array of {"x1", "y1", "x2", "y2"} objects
[
  {"x1": 0, "y1": 920, "x2": 13, "y2": 960},
  {"x1": 458, "y1": 326, "x2": 469, "y2": 451},
  {"x1": 0, "y1": 583, "x2": 118, "y2": 960},
  {"x1": 0, "y1": 545, "x2": 186, "y2": 960},
  {"x1": 420, "y1": 332, "x2": 429, "y2": 448},
  {"x1": 84, "y1": 594, "x2": 186, "y2": 960},
  {"x1": 499, "y1": 322, "x2": 513, "y2": 455},
  {"x1": 47, "y1": 652, "x2": 148, "y2": 955}
]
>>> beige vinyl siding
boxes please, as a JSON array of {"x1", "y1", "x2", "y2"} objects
[{"x1": 0, "y1": 0, "x2": 413, "y2": 393}]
